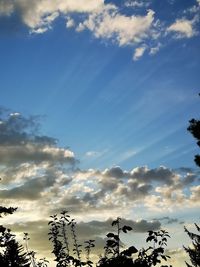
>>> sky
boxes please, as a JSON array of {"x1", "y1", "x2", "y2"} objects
[{"x1": 0, "y1": 0, "x2": 200, "y2": 266}]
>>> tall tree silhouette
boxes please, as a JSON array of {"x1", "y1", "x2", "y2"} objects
[
  {"x1": 187, "y1": 94, "x2": 200, "y2": 167},
  {"x1": 184, "y1": 94, "x2": 200, "y2": 267}
]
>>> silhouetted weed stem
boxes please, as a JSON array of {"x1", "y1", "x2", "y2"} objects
[
  {"x1": 48, "y1": 214, "x2": 66, "y2": 266},
  {"x1": 60, "y1": 210, "x2": 70, "y2": 256},
  {"x1": 115, "y1": 217, "x2": 121, "y2": 256},
  {"x1": 23, "y1": 232, "x2": 36, "y2": 267},
  {"x1": 84, "y1": 240, "x2": 95, "y2": 266},
  {"x1": 70, "y1": 219, "x2": 82, "y2": 266}
]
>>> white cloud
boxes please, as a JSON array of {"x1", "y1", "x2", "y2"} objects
[
  {"x1": 0, "y1": 0, "x2": 14, "y2": 16},
  {"x1": 167, "y1": 18, "x2": 196, "y2": 38},
  {"x1": 0, "y1": 0, "x2": 200, "y2": 60},
  {"x1": 0, "y1": 0, "x2": 104, "y2": 32},
  {"x1": 133, "y1": 45, "x2": 146, "y2": 60},
  {"x1": 66, "y1": 16, "x2": 75, "y2": 28},
  {"x1": 79, "y1": 7, "x2": 155, "y2": 46}
]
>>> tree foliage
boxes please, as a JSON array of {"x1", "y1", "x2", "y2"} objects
[
  {"x1": 0, "y1": 225, "x2": 30, "y2": 267},
  {"x1": 187, "y1": 94, "x2": 200, "y2": 167},
  {"x1": 184, "y1": 224, "x2": 200, "y2": 267}
]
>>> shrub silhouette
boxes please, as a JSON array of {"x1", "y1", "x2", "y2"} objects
[
  {"x1": 48, "y1": 212, "x2": 172, "y2": 267},
  {"x1": 97, "y1": 217, "x2": 171, "y2": 267}
]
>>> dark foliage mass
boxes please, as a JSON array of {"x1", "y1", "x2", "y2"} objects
[
  {"x1": 188, "y1": 118, "x2": 200, "y2": 167},
  {"x1": 184, "y1": 224, "x2": 200, "y2": 267},
  {"x1": 0, "y1": 206, "x2": 17, "y2": 217},
  {"x1": 0, "y1": 209, "x2": 30, "y2": 267},
  {"x1": 184, "y1": 94, "x2": 200, "y2": 267},
  {"x1": 187, "y1": 94, "x2": 200, "y2": 167}
]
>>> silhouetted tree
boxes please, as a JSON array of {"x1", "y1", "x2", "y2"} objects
[
  {"x1": 184, "y1": 94, "x2": 200, "y2": 266},
  {"x1": 0, "y1": 189, "x2": 30, "y2": 266},
  {"x1": 184, "y1": 224, "x2": 200, "y2": 267},
  {"x1": 0, "y1": 225, "x2": 30, "y2": 267},
  {"x1": 187, "y1": 94, "x2": 200, "y2": 167}
]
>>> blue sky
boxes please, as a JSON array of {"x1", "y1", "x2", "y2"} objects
[{"x1": 0, "y1": 0, "x2": 200, "y2": 266}]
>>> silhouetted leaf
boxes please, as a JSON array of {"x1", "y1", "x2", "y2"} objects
[
  {"x1": 107, "y1": 233, "x2": 115, "y2": 238},
  {"x1": 122, "y1": 225, "x2": 132, "y2": 233}
]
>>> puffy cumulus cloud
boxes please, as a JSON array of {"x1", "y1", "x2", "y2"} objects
[
  {"x1": 0, "y1": 107, "x2": 76, "y2": 212},
  {"x1": 1, "y1": 0, "x2": 200, "y2": 59},
  {"x1": 0, "y1": 166, "x2": 72, "y2": 200},
  {"x1": 0, "y1": 144, "x2": 75, "y2": 165},
  {"x1": 102, "y1": 166, "x2": 126, "y2": 179},
  {"x1": 189, "y1": 185, "x2": 200, "y2": 203},
  {"x1": 68, "y1": 165, "x2": 199, "y2": 214},
  {"x1": 129, "y1": 166, "x2": 177, "y2": 185},
  {"x1": 0, "y1": 0, "x2": 104, "y2": 33},
  {"x1": 1, "y1": 0, "x2": 156, "y2": 44},
  {"x1": 98, "y1": 165, "x2": 178, "y2": 185},
  {"x1": 77, "y1": 7, "x2": 156, "y2": 46},
  {"x1": 0, "y1": 108, "x2": 75, "y2": 166},
  {"x1": 167, "y1": 18, "x2": 196, "y2": 38}
]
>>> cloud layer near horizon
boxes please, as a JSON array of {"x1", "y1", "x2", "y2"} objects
[
  {"x1": 0, "y1": 107, "x2": 199, "y2": 265},
  {"x1": 0, "y1": 107, "x2": 199, "y2": 219},
  {"x1": 0, "y1": 0, "x2": 200, "y2": 60}
]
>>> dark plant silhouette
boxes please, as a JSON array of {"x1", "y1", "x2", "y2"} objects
[
  {"x1": 0, "y1": 225, "x2": 30, "y2": 267},
  {"x1": 0, "y1": 192, "x2": 30, "y2": 267},
  {"x1": 70, "y1": 218, "x2": 84, "y2": 266},
  {"x1": 187, "y1": 94, "x2": 200, "y2": 167},
  {"x1": 0, "y1": 206, "x2": 17, "y2": 217},
  {"x1": 48, "y1": 214, "x2": 68, "y2": 266},
  {"x1": 184, "y1": 224, "x2": 200, "y2": 267},
  {"x1": 97, "y1": 218, "x2": 171, "y2": 267},
  {"x1": 48, "y1": 212, "x2": 94, "y2": 267},
  {"x1": 133, "y1": 230, "x2": 172, "y2": 267},
  {"x1": 84, "y1": 239, "x2": 95, "y2": 267},
  {"x1": 97, "y1": 217, "x2": 136, "y2": 267}
]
